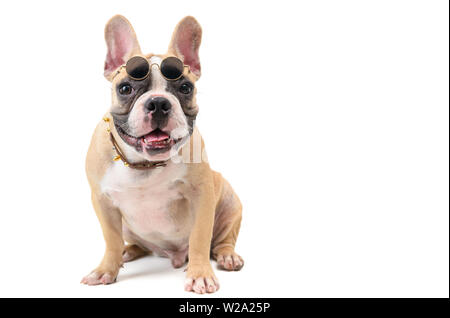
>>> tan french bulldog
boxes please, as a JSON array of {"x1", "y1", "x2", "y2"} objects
[{"x1": 81, "y1": 15, "x2": 243, "y2": 294}]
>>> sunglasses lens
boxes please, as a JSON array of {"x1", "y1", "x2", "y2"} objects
[
  {"x1": 126, "y1": 56, "x2": 150, "y2": 80},
  {"x1": 160, "y1": 57, "x2": 184, "y2": 80}
]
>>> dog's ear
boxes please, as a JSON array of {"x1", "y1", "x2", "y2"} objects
[
  {"x1": 104, "y1": 15, "x2": 141, "y2": 81},
  {"x1": 168, "y1": 16, "x2": 202, "y2": 78}
]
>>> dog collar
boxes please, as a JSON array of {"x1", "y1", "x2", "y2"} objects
[{"x1": 103, "y1": 116, "x2": 167, "y2": 170}]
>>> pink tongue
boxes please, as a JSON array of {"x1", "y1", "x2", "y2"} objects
[{"x1": 144, "y1": 130, "x2": 170, "y2": 142}]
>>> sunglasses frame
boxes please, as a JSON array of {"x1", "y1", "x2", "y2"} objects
[{"x1": 113, "y1": 55, "x2": 190, "y2": 81}]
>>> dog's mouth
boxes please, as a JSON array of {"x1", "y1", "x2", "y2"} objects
[
  {"x1": 116, "y1": 126, "x2": 182, "y2": 153},
  {"x1": 140, "y1": 129, "x2": 174, "y2": 150}
]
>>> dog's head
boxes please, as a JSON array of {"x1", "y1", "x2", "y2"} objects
[{"x1": 104, "y1": 15, "x2": 202, "y2": 162}]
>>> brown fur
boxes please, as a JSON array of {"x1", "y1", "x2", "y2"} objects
[{"x1": 82, "y1": 15, "x2": 243, "y2": 294}]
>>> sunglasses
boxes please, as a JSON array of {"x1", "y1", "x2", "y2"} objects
[{"x1": 114, "y1": 56, "x2": 189, "y2": 81}]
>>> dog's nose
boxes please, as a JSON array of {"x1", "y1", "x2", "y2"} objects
[{"x1": 144, "y1": 97, "x2": 171, "y2": 115}]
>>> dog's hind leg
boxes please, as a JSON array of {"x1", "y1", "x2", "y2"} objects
[
  {"x1": 211, "y1": 177, "x2": 244, "y2": 271},
  {"x1": 122, "y1": 244, "x2": 149, "y2": 263}
]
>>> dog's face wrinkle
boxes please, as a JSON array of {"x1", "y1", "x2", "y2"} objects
[
  {"x1": 111, "y1": 76, "x2": 151, "y2": 135},
  {"x1": 185, "y1": 114, "x2": 197, "y2": 136},
  {"x1": 111, "y1": 112, "x2": 132, "y2": 138},
  {"x1": 163, "y1": 76, "x2": 198, "y2": 138},
  {"x1": 165, "y1": 76, "x2": 198, "y2": 118},
  {"x1": 114, "y1": 76, "x2": 151, "y2": 114}
]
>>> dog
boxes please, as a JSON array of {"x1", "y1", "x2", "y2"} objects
[{"x1": 81, "y1": 15, "x2": 243, "y2": 294}]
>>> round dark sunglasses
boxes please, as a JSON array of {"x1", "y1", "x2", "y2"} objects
[{"x1": 115, "y1": 56, "x2": 189, "y2": 81}]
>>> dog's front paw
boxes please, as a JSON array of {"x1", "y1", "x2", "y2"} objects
[
  {"x1": 81, "y1": 267, "x2": 118, "y2": 286},
  {"x1": 185, "y1": 263, "x2": 220, "y2": 294}
]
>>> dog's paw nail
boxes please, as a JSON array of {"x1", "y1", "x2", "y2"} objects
[
  {"x1": 81, "y1": 270, "x2": 117, "y2": 286},
  {"x1": 185, "y1": 275, "x2": 219, "y2": 294},
  {"x1": 216, "y1": 252, "x2": 244, "y2": 271}
]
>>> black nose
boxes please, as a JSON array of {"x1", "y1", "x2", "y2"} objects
[{"x1": 145, "y1": 97, "x2": 171, "y2": 115}]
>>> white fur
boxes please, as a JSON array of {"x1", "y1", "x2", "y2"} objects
[
  {"x1": 100, "y1": 161, "x2": 193, "y2": 250},
  {"x1": 149, "y1": 56, "x2": 166, "y2": 91}
]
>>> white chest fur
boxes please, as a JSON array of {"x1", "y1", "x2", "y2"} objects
[{"x1": 100, "y1": 161, "x2": 190, "y2": 245}]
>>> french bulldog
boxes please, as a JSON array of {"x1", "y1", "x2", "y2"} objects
[{"x1": 81, "y1": 15, "x2": 243, "y2": 294}]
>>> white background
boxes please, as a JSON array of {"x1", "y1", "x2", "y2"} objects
[{"x1": 0, "y1": 0, "x2": 448, "y2": 297}]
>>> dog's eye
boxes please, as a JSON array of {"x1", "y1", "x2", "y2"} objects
[
  {"x1": 118, "y1": 83, "x2": 132, "y2": 95},
  {"x1": 179, "y1": 82, "x2": 193, "y2": 94}
]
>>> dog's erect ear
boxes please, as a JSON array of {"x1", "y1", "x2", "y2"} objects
[
  {"x1": 168, "y1": 16, "x2": 202, "y2": 78},
  {"x1": 104, "y1": 15, "x2": 141, "y2": 80}
]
